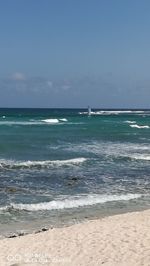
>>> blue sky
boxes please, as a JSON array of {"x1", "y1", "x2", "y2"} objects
[{"x1": 0, "y1": 0, "x2": 150, "y2": 108}]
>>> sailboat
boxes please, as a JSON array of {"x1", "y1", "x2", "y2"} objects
[{"x1": 88, "y1": 106, "x2": 91, "y2": 116}]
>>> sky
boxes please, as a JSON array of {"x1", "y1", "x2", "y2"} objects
[{"x1": 0, "y1": 0, "x2": 150, "y2": 108}]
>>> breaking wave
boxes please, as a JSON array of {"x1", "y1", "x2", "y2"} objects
[
  {"x1": 130, "y1": 124, "x2": 149, "y2": 129},
  {"x1": 0, "y1": 121, "x2": 44, "y2": 126},
  {"x1": 79, "y1": 110, "x2": 145, "y2": 115},
  {"x1": 0, "y1": 118, "x2": 68, "y2": 126},
  {"x1": 0, "y1": 158, "x2": 87, "y2": 169},
  {"x1": 0, "y1": 193, "x2": 141, "y2": 211},
  {"x1": 41, "y1": 118, "x2": 59, "y2": 123},
  {"x1": 125, "y1": 120, "x2": 136, "y2": 124},
  {"x1": 42, "y1": 118, "x2": 68, "y2": 123},
  {"x1": 129, "y1": 154, "x2": 150, "y2": 161},
  {"x1": 59, "y1": 118, "x2": 68, "y2": 122}
]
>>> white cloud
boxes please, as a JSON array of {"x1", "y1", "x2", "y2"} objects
[
  {"x1": 61, "y1": 84, "x2": 71, "y2": 90},
  {"x1": 11, "y1": 72, "x2": 26, "y2": 81},
  {"x1": 47, "y1": 81, "x2": 53, "y2": 88}
]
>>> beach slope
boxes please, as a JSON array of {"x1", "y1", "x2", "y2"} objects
[{"x1": 0, "y1": 210, "x2": 150, "y2": 266}]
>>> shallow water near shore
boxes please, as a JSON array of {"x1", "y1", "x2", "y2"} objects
[{"x1": 0, "y1": 108, "x2": 150, "y2": 236}]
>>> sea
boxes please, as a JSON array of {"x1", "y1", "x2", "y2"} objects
[{"x1": 0, "y1": 108, "x2": 150, "y2": 235}]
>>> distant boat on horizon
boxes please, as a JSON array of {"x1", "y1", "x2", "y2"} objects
[{"x1": 88, "y1": 106, "x2": 91, "y2": 116}]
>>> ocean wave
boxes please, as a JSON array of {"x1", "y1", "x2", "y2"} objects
[
  {"x1": 79, "y1": 110, "x2": 145, "y2": 115},
  {"x1": 59, "y1": 118, "x2": 68, "y2": 122},
  {"x1": 42, "y1": 118, "x2": 68, "y2": 123},
  {"x1": 0, "y1": 121, "x2": 43, "y2": 126},
  {"x1": 129, "y1": 154, "x2": 150, "y2": 161},
  {"x1": 130, "y1": 124, "x2": 149, "y2": 129},
  {"x1": 0, "y1": 206, "x2": 8, "y2": 211},
  {"x1": 0, "y1": 158, "x2": 87, "y2": 169},
  {"x1": 0, "y1": 118, "x2": 68, "y2": 126},
  {"x1": 63, "y1": 141, "x2": 150, "y2": 164},
  {"x1": 0, "y1": 193, "x2": 141, "y2": 212},
  {"x1": 125, "y1": 120, "x2": 136, "y2": 124},
  {"x1": 41, "y1": 118, "x2": 59, "y2": 123},
  {"x1": 65, "y1": 141, "x2": 150, "y2": 155}
]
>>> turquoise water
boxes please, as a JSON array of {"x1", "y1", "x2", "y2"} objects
[{"x1": 0, "y1": 108, "x2": 150, "y2": 231}]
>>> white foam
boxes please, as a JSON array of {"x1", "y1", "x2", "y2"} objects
[
  {"x1": 0, "y1": 118, "x2": 67, "y2": 125},
  {"x1": 133, "y1": 111, "x2": 145, "y2": 113},
  {"x1": 79, "y1": 110, "x2": 145, "y2": 115},
  {"x1": 0, "y1": 206, "x2": 8, "y2": 211},
  {"x1": 130, "y1": 124, "x2": 149, "y2": 129},
  {"x1": 59, "y1": 118, "x2": 68, "y2": 122},
  {"x1": 130, "y1": 155, "x2": 150, "y2": 161},
  {"x1": 9, "y1": 193, "x2": 141, "y2": 211},
  {"x1": 0, "y1": 158, "x2": 87, "y2": 169},
  {"x1": 98, "y1": 111, "x2": 133, "y2": 115},
  {"x1": 125, "y1": 120, "x2": 136, "y2": 124},
  {"x1": 0, "y1": 121, "x2": 43, "y2": 125},
  {"x1": 42, "y1": 119, "x2": 59, "y2": 124},
  {"x1": 64, "y1": 141, "x2": 150, "y2": 164},
  {"x1": 65, "y1": 141, "x2": 150, "y2": 153}
]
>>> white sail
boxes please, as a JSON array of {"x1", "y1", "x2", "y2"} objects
[{"x1": 88, "y1": 106, "x2": 91, "y2": 116}]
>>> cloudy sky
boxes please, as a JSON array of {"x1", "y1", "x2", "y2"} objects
[{"x1": 0, "y1": 0, "x2": 150, "y2": 108}]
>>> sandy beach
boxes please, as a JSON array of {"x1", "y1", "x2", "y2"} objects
[{"x1": 0, "y1": 210, "x2": 150, "y2": 266}]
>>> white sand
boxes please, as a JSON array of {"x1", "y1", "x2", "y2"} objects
[{"x1": 0, "y1": 210, "x2": 150, "y2": 266}]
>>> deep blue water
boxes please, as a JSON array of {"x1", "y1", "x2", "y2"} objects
[{"x1": 0, "y1": 108, "x2": 150, "y2": 231}]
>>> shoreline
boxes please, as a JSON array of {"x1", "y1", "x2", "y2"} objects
[
  {"x1": 1, "y1": 203, "x2": 149, "y2": 239},
  {"x1": 0, "y1": 209, "x2": 150, "y2": 265}
]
